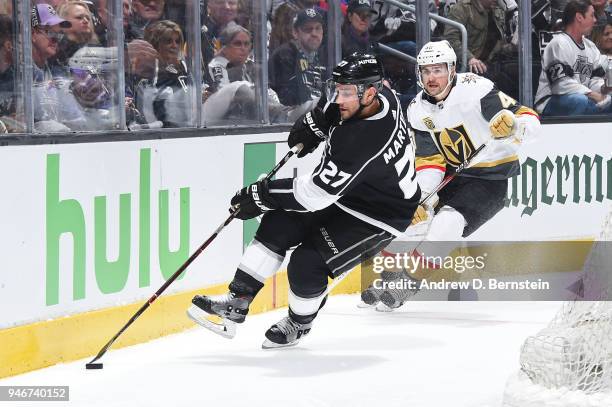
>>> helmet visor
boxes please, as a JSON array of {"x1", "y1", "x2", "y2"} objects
[
  {"x1": 325, "y1": 79, "x2": 360, "y2": 103},
  {"x1": 419, "y1": 64, "x2": 449, "y2": 79}
]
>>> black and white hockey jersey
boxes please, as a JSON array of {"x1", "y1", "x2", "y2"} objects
[
  {"x1": 269, "y1": 85, "x2": 420, "y2": 236},
  {"x1": 534, "y1": 32, "x2": 609, "y2": 113}
]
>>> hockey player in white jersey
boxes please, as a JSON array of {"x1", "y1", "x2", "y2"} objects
[
  {"x1": 188, "y1": 53, "x2": 421, "y2": 348},
  {"x1": 360, "y1": 40, "x2": 541, "y2": 310},
  {"x1": 535, "y1": 0, "x2": 612, "y2": 116}
]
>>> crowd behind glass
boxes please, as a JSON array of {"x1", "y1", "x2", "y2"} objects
[{"x1": 0, "y1": 0, "x2": 610, "y2": 134}]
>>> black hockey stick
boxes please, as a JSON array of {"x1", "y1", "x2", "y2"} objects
[
  {"x1": 85, "y1": 143, "x2": 303, "y2": 369},
  {"x1": 419, "y1": 141, "x2": 487, "y2": 206}
]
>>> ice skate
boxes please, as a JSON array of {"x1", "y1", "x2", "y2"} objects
[
  {"x1": 378, "y1": 271, "x2": 421, "y2": 310},
  {"x1": 375, "y1": 301, "x2": 395, "y2": 312},
  {"x1": 358, "y1": 270, "x2": 399, "y2": 308},
  {"x1": 187, "y1": 291, "x2": 254, "y2": 339},
  {"x1": 358, "y1": 283, "x2": 385, "y2": 308},
  {"x1": 261, "y1": 315, "x2": 312, "y2": 349}
]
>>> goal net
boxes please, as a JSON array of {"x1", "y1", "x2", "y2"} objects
[{"x1": 502, "y1": 209, "x2": 612, "y2": 407}]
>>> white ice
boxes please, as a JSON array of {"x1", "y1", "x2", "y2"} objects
[{"x1": 0, "y1": 296, "x2": 562, "y2": 407}]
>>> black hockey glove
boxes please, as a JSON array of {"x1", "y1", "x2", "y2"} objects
[
  {"x1": 288, "y1": 107, "x2": 331, "y2": 158},
  {"x1": 230, "y1": 179, "x2": 279, "y2": 220}
]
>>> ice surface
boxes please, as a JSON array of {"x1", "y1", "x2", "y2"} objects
[{"x1": 0, "y1": 296, "x2": 562, "y2": 407}]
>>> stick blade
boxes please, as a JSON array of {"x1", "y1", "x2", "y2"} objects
[{"x1": 85, "y1": 362, "x2": 103, "y2": 370}]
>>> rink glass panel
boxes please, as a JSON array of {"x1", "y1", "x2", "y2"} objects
[
  {"x1": 201, "y1": 0, "x2": 265, "y2": 127},
  {"x1": 1, "y1": 0, "x2": 611, "y2": 137},
  {"x1": 0, "y1": 1, "x2": 24, "y2": 133}
]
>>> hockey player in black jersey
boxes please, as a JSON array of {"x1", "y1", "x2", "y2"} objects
[{"x1": 187, "y1": 53, "x2": 420, "y2": 348}]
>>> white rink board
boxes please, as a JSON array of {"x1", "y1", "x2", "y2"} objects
[
  {"x1": 0, "y1": 134, "x2": 321, "y2": 329},
  {"x1": 472, "y1": 122, "x2": 612, "y2": 240},
  {"x1": 0, "y1": 122, "x2": 610, "y2": 328}
]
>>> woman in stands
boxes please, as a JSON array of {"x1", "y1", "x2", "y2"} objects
[
  {"x1": 205, "y1": 24, "x2": 286, "y2": 123},
  {"x1": 595, "y1": 20, "x2": 612, "y2": 57},
  {"x1": 143, "y1": 19, "x2": 193, "y2": 127},
  {"x1": 55, "y1": 1, "x2": 100, "y2": 65}
]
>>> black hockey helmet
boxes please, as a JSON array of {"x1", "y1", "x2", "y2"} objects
[
  {"x1": 331, "y1": 52, "x2": 384, "y2": 85},
  {"x1": 326, "y1": 52, "x2": 384, "y2": 103}
]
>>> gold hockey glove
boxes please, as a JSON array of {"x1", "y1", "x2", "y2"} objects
[
  {"x1": 489, "y1": 109, "x2": 516, "y2": 139},
  {"x1": 411, "y1": 205, "x2": 431, "y2": 226}
]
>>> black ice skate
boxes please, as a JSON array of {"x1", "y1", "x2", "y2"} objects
[
  {"x1": 358, "y1": 270, "x2": 397, "y2": 308},
  {"x1": 378, "y1": 271, "x2": 421, "y2": 311},
  {"x1": 358, "y1": 282, "x2": 385, "y2": 308},
  {"x1": 187, "y1": 292, "x2": 253, "y2": 339},
  {"x1": 261, "y1": 315, "x2": 312, "y2": 349}
]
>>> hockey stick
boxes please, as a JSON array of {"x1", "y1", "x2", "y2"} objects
[
  {"x1": 85, "y1": 143, "x2": 303, "y2": 369},
  {"x1": 419, "y1": 141, "x2": 487, "y2": 206}
]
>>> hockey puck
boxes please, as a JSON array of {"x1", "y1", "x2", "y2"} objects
[{"x1": 85, "y1": 363, "x2": 103, "y2": 370}]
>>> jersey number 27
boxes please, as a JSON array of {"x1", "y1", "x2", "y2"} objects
[{"x1": 319, "y1": 161, "x2": 352, "y2": 188}]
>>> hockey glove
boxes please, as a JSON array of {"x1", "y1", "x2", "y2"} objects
[
  {"x1": 489, "y1": 109, "x2": 516, "y2": 139},
  {"x1": 411, "y1": 204, "x2": 434, "y2": 226},
  {"x1": 288, "y1": 107, "x2": 330, "y2": 158},
  {"x1": 230, "y1": 179, "x2": 278, "y2": 220}
]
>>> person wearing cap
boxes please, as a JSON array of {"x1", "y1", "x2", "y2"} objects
[
  {"x1": 341, "y1": 0, "x2": 377, "y2": 58},
  {"x1": 269, "y1": 7, "x2": 327, "y2": 113},
  {"x1": 269, "y1": 0, "x2": 321, "y2": 54},
  {"x1": 31, "y1": 3, "x2": 72, "y2": 75},
  {"x1": 31, "y1": 4, "x2": 88, "y2": 131}
]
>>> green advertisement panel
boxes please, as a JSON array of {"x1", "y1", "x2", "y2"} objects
[{"x1": 243, "y1": 143, "x2": 277, "y2": 250}]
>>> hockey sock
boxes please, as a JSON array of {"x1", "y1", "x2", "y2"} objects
[
  {"x1": 236, "y1": 239, "x2": 285, "y2": 284},
  {"x1": 287, "y1": 288, "x2": 327, "y2": 324},
  {"x1": 230, "y1": 269, "x2": 264, "y2": 297}
]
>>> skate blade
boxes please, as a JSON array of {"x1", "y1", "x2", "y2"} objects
[
  {"x1": 261, "y1": 338, "x2": 300, "y2": 350},
  {"x1": 187, "y1": 305, "x2": 236, "y2": 339},
  {"x1": 357, "y1": 301, "x2": 378, "y2": 309},
  {"x1": 375, "y1": 302, "x2": 396, "y2": 312}
]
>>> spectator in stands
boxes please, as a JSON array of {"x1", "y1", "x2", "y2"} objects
[
  {"x1": 595, "y1": 20, "x2": 612, "y2": 56},
  {"x1": 94, "y1": 0, "x2": 137, "y2": 43},
  {"x1": 202, "y1": 0, "x2": 240, "y2": 66},
  {"x1": 535, "y1": 0, "x2": 612, "y2": 115},
  {"x1": 341, "y1": 0, "x2": 377, "y2": 58},
  {"x1": 209, "y1": 24, "x2": 253, "y2": 88},
  {"x1": 54, "y1": 1, "x2": 100, "y2": 65},
  {"x1": 445, "y1": 0, "x2": 512, "y2": 73},
  {"x1": 444, "y1": 0, "x2": 519, "y2": 98},
  {"x1": 143, "y1": 20, "x2": 193, "y2": 127},
  {"x1": 91, "y1": 0, "x2": 158, "y2": 77},
  {"x1": 204, "y1": 24, "x2": 287, "y2": 123},
  {"x1": 368, "y1": 0, "x2": 437, "y2": 97},
  {"x1": 590, "y1": 0, "x2": 612, "y2": 42},
  {"x1": 269, "y1": 8, "x2": 326, "y2": 118},
  {"x1": 31, "y1": 4, "x2": 88, "y2": 131},
  {"x1": 369, "y1": 0, "x2": 437, "y2": 50},
  {"x1": 269, "y1": 0, "x2": 321, "y2": 53},
  {"x1": 0, "y1": 14, "x2": 20, "y2": 133},
  {"x1": 0, "y1": 2, "x2": 11, "y2": 15},
  {"x1": 131, "y1": 0, "x2": 166, "y2": 38}
]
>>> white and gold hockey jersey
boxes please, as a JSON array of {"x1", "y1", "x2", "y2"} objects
[{"x1": 406, "y1": 73, "x2": 540, "y2": 192}]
